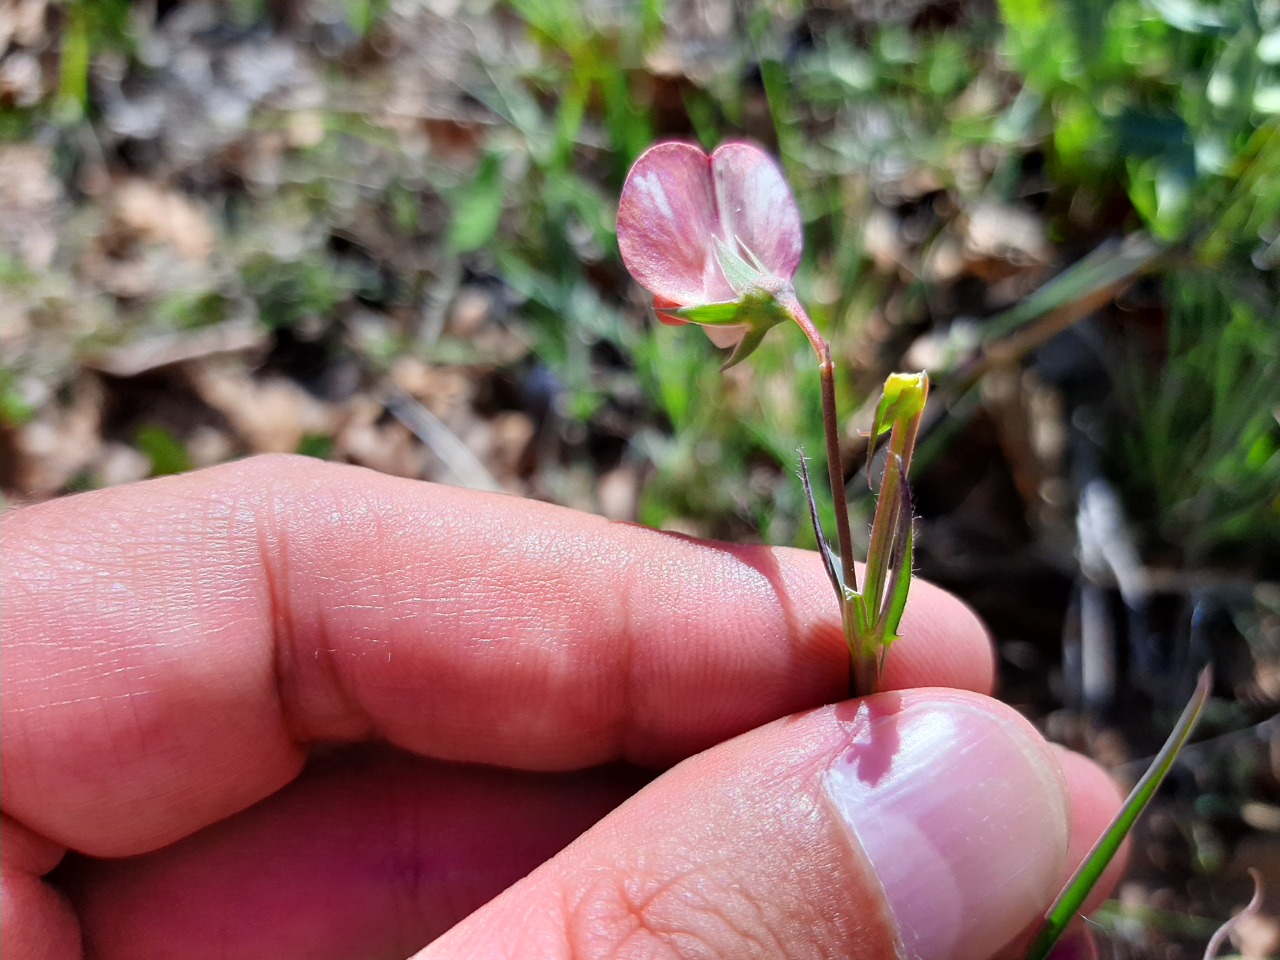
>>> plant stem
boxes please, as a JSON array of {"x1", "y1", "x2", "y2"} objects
[
  {"x1": 820, "y1": 358, "x2": 858, "y2": 595},
  {"x1": 777, "y1": 289, "x2": 858, "y2": 596},
  {"x1": 776, "y1": 289, "x2": 928, "y2": 698},
  {"x1": 845, "y1": 604, "x2": 877, "y2": 697}
]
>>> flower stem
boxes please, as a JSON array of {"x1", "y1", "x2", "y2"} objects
[
  {"x1": 778, "y1": 289, "x2": 857, "y2": 596},
  {"x1": 819, "y1": 358, "x2": 858, "y2": 596}
]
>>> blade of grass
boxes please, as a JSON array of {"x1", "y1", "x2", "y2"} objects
[
  {"x1": 1024, "y1": 666, "x2": 1213, "y2": 960},
  {"x1": 799, "y1": 452, "x2": 844, "y2": 599},
  {"x1": 983, "y1": 234, "x2": 1164, "y2": 343},
  {"x1": 876, "y1": 480, "x2": 915, "y2": 655}
]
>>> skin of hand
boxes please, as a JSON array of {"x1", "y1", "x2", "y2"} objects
[{"x1": 1, "y1": 455, "x2": 1124, "y2": 960}]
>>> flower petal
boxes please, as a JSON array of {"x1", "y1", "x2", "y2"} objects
[
  {"x1": 653, "y1": 294, "x2": 690, "y2": 325},
  {"x1": 704, "y1": 324, "x2": 746, "y2": 348},
  {"x1": 710, "y1": 143, "x2": 802, "y2": 283},
  {"x1": 618, "y1": 142, "x2": 721, "y2": 306}
]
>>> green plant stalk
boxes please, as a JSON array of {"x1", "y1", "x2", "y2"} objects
[
  {"x1": 843, "y1": 601, "x2": 875, "y2": 697},
  {"x1": 779, "y1": 290, "x2": 928, "y2": 697},
  {"x1": 862, "y1": 404, "x2": 922, "y2": 632},
  {"x1": 1024, "y1": 667, "x2": 1213, "y2": 960}
]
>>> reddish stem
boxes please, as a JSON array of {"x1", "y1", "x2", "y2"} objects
[{"x1": 776, "y1": 288, "x2": 857, "y2": 597}]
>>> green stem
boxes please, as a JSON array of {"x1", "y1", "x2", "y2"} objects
[
  {"x1": 844, "y1": 603, "x2": 877, "y2": 697},
  {"x1": 863, "y1": 411, "x2": 920, "y2": 618}
]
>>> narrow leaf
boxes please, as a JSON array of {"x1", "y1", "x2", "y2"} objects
[
  {"x1": 878, "y1": 480, "x2": 915, "y2": 655},
  {"x1": 721, "y1": 324, "x2": 769, "y2": 370},
  {"x1": 1025, "y1": 667, "x2": 1213, "y2": 960},
  {"x1": 983, "y1": 235, "x2": 1162, "y2": 343},
  {"x1": 447, "y1": 151, "x2": 506, "y2": 255},
  {"x1": 862, "y1": 450, "x2": 905, "y2": 624},
  {"x1": 866, "y1": 395, "x2": 890, "y2": 484},
  {"x1": 799, "y1": 452, "x2": 844, "y2": 599},
  {"x1": 712, "y1": 235, "x2": 766, "y2": 295}
]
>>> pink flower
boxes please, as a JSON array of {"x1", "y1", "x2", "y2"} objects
[{"x1": 618, "y1": 142, "x2": 803, "y2": 348}]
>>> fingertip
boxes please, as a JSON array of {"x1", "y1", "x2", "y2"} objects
[
  {"x1": 878, "y1": 576, "x2": 996, "y2": 696},
  {"x1": 5, "y1": 454, "x2": 1000, "y2": 862},
  {"x1": 1, "y1": 818, "x2": 79, "y2": 960},
  {"x1": 1047, "y1": 922, "x2": 1100, "y2": 960},
  {"x1": 65, "y1": 751, "x2": 641, "y2": 960},
  {"x1": 431, "y1": 692, "x2": 1075, "y2": 960}
]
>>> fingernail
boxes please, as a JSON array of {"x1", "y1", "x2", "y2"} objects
[{"x1": 824, "y1": 697, "x2": 1070, "y2": 960}]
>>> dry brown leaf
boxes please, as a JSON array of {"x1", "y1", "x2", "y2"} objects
[
  {"x1": 109, "y1": 180, "x2": 216, "y2": 262},
  {"x1": 446, "y1": 287, "x2": 493, "y2": 338},
  {"x1": 335, "y1": 395, "x2": 427, "y2": 479},
  {"x1": 390, "y1": 358, "x2": 475, "y2": 427},
  {"x1": 187, "y1": 360, "x2": 336, "y2": 454},
  {"x1": 0, "y1": 143, "x2": 59, "y2": 271},
  {"x1": 485, "y1": 410, "x2": 534, "y2": 486},
  {"x1": 186, "y1": 424, "x2": 238, "y2": 468},
  {"x1": 597, "y1": 465, "x2": 640, "y2": 522},
  {"x1": 0, "y1": 0, "x2": 49, "y2": 51},
  {"x1": 92, "y1": 441, "x2": 153, "y2": 489},
  {"x1": 86, "y1": 320, "x2": 267, "y2": 378},
  {"x1": 963, "y1": 202, "x2": 1051, "y2": 272},
  {"x1": 6, "y1": 374, "x2": 103, "y2": 499},
  {"x1": 0, "y1": 51, "x2": 44, "y2": 107}
]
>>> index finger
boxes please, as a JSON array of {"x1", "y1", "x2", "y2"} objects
[{"x1": 1, "y1": 455, "x2": 992, "y2": 856}]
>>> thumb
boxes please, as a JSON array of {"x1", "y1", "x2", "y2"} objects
[{"x1": 423, "y1": 690, "x2": 1093, "y2": 960}]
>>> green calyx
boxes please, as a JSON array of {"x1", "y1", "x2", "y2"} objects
[{"x1": 671, "y1": 237, "x2": 795, "y2": 369}]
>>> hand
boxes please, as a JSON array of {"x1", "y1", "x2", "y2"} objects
[{"x1": 2, "y1": 455, "x2": 1121, "y2": 960}]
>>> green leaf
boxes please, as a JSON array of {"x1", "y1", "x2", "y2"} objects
[
  {"x1": 982, "y1": 236, "x2": 1163, "y2": 342},
  {"x1": 867, "y1": 372, "x2": 928, "y2": 476},
  {"x1": 720, "y1": 324, "x2": 770, "y2": 370},
  {"x1": 56, "y1": 5, "x2": 91, "y2": 121},
  {"x1": 878, "y1": 481, "x2": 915, "y2": 652},
  {"x1": 447, "y1": 152, "x2": 506, "y2": 255},
  {"x1": 135, "y1": 425, "x2": 192, "y2": 478},
  {"x1": 1024, "y1": 667, "x2": 1213, "y2": 960},
  {"x1": 712, "y1": 236, "x2": 766, "y2": 295},
  {"x1": 799, "y1": 452, "x2": 844, "y2": 600}
]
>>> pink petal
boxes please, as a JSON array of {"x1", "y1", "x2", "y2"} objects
[
  {"x1": 710, "y1": 143, "x2": 802, "y2": 282},
  {"x1": 618, "y1": 142, "x2": 735, "y2": 307},
  {"x1": 652, "y1": 294, "x2": 689, "y2": 326},
  {"x1": 704, "y1": 325, "x2": 746, "y2": 347}
]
